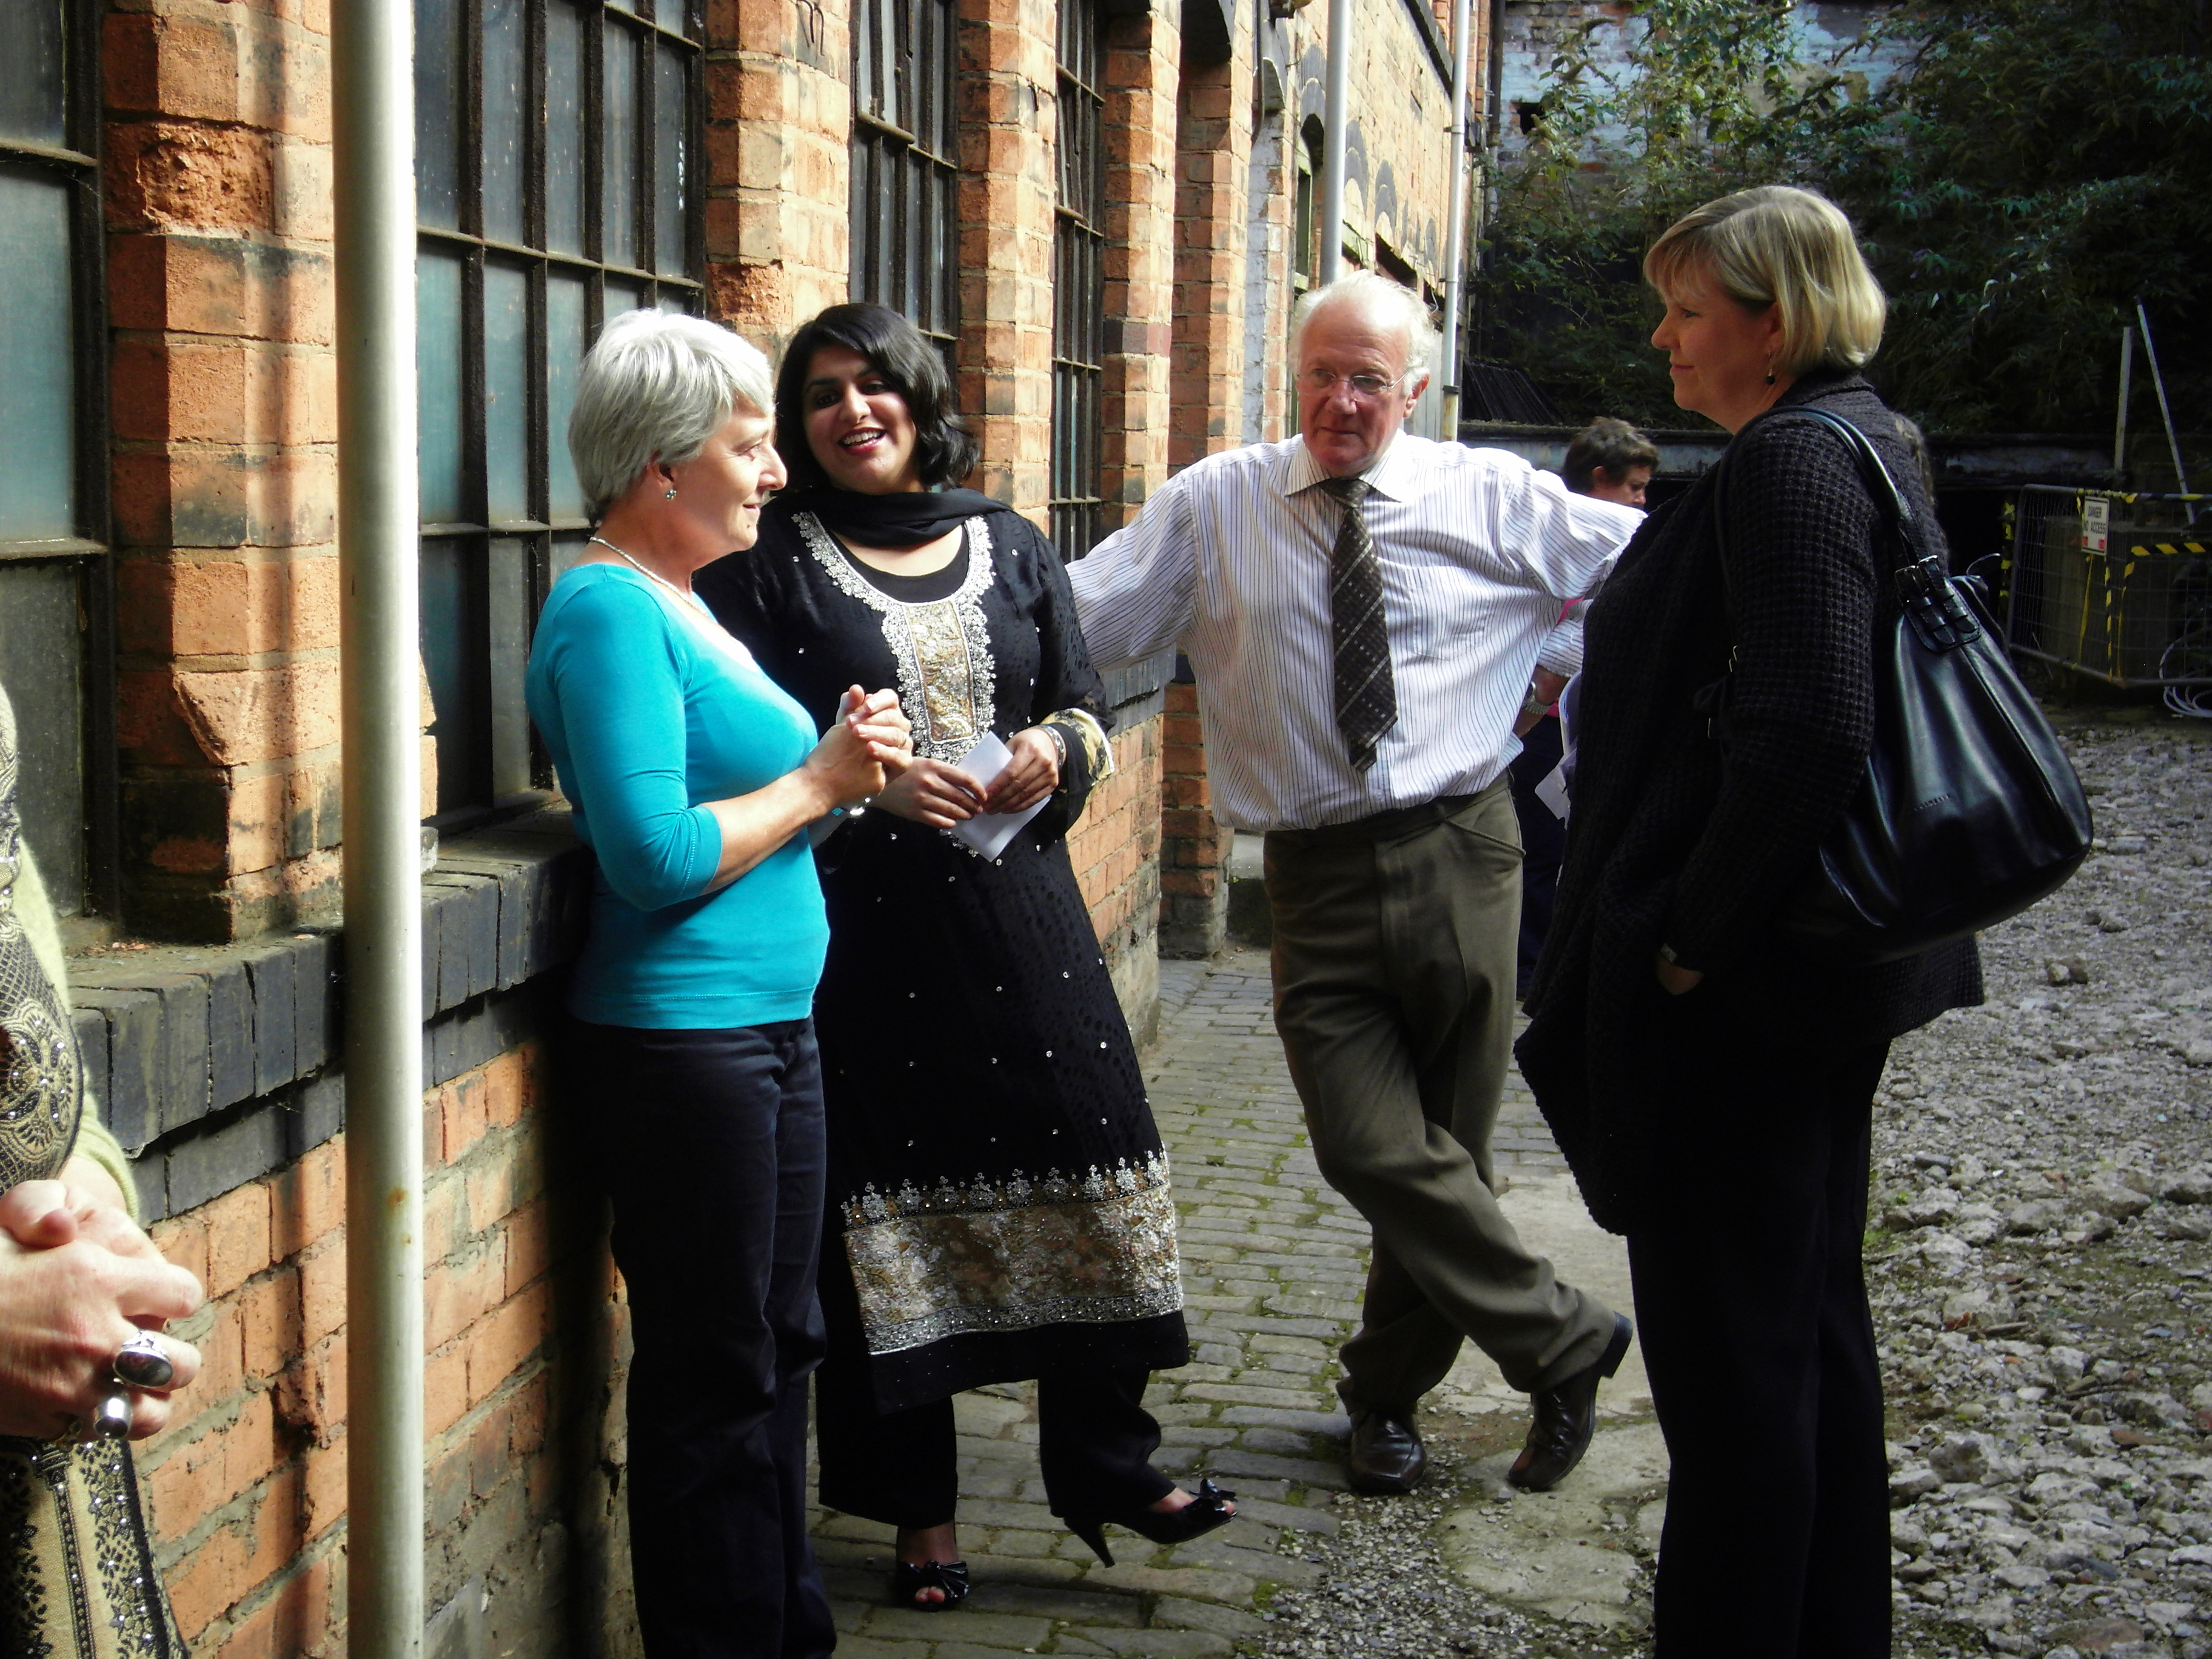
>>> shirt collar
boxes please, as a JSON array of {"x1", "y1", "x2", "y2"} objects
[{"x1": 1278, "y1": 430, "x2": 1422, "y2": 503}]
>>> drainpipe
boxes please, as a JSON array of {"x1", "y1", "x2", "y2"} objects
[
  {"x1": 1318, "y1": 0, "x2": 1350, "y2": 286},
  {"x1": 1439, "y1": 0, "x2": 1475, "y2": 436},
  {"x1": 333, "y1": 0, "x2": 424, "y2": 1654}
]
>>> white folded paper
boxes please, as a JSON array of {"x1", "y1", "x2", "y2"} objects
[{"x1": 947, "y1": 732, "x2": 1049, "y2": 860}]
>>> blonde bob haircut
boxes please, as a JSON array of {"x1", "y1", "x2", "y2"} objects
[{"x1": 1644, "y1": 186, "x2": 1886, "y2": 377}]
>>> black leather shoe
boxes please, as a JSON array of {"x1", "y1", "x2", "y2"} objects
[
  {"x1": 1346, "y1": 1409, "x2": 1426, "y2": 1494},
  {"x1": 1509, "y1": 1313, "x2": 1634, "y2": 1492}
]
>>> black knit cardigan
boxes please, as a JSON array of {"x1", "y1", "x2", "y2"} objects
[{"x1": 1516, "y1": 370, "x2": 1984, "y2": 1235}]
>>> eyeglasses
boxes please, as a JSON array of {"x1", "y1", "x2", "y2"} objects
[{"x1": 1301, "y1": 368, "x2": 1406, "y2": 401}]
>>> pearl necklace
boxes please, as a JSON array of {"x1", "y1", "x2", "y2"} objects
[{"x1": 588, "y1": 534, "x2": 757, "y2": 671}]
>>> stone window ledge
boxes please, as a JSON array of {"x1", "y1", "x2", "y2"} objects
[{"x1": 68, "y1": 812, "x2": 590, "y2": 1223}]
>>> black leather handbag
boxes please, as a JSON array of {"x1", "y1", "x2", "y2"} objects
[{"x1": 1708, "y1": 406, "x2": 2094, "y2": 964}]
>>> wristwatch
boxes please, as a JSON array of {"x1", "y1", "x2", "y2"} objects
[{"x1": 1519, "y1": 685, "x2": 1552, "y2": 722}]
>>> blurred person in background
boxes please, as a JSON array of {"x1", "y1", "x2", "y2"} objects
[{"x1": 1509, "y1": 418, "x2": 1661, "y2": 993}]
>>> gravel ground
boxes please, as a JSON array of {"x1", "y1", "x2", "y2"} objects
[{"x1": 1251, "y1": 714, "x2": 2212, "y2": 1659}]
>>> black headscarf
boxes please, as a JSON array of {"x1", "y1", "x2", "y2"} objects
[{"x1": 777, "y1": 486, "x2": 1008, "y2": 548}]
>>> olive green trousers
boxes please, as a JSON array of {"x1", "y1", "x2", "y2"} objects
[{"x1": 1265, "y1": 780, "x2": 1618, "y2": 1409}]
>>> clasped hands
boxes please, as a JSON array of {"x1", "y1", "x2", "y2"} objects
[
  {"x1": 0, "y1": 1160, "x2": 203, "y2": 1443},
  {"x1": 874, "y1": 726, "x2": 1061, "y2": 829}
]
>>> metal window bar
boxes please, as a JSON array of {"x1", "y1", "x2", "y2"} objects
[
  {"x1": 2002, "y1": 484, "x2": 2212, "y2": 689},
  {"x1": 850, "y1": 0, "x2": 959, "y2": 370},
  {"x1": 1050, "y1": 0, "x2": 1105, "y2": 559},
  {"x1": 0, "y1": 0, "x2": 116, "y2": 916},
  {"x1": 416, "y1": 0, "x2": 702, "y2": 827}
]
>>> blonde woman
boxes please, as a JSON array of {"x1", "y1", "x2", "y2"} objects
[{"x1": 1518, "y1": 187, "x2": 1983, "y2": 1655}]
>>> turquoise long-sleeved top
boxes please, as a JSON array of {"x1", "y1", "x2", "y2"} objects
[{"x1": 525, "y1": 562, "x2": 829, "y2": 1028}]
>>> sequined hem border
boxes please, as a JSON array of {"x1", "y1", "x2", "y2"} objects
[{"x1": 841, "y1": 1154, "x2": 1183, "y2": 1357}]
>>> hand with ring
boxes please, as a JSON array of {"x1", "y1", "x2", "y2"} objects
[{"x1": 0, "y1": 1179, "x2": 204, "y2": 1441}]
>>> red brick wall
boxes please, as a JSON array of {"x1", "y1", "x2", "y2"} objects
[
  {"x1": 140, "y1": 1041, "x2": 632, "y2": 1656},
  {"x1": 101, "y1": 0, "x2": 386, "y2": 945},
  {"x1": 1067, "y1": 720, "x2": 1165, "y2": 1037}
]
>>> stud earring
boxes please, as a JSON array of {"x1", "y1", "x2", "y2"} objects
[{"x1": 664, "y1": 486, "x2": 677, "y2": 500}]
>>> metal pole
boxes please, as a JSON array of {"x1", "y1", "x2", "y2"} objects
[
  {"x1": 2135, "y1": 299, "x2": 2193, "y2": 511},
  {"x1": 1439, "y1": 0, "x2": 1475, "y2": 435},
  {"x1": 334, "y1": 0, "x2": 424, "y2": 1653},
  {"x1": 2114, "y1": 325, "x2": 2133, "y2": 478},
  {"x1": 1318, "y1": 0, "x2": 1351, "y2": 287}
]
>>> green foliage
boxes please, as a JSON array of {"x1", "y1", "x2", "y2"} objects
[{"x1": 1481, "y1": 0, "x2": 2212, "y2": 435}]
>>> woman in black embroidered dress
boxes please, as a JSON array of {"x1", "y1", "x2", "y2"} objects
[{"x1": 697, "y1": 304, "x2": 1230, "y2": 1610}]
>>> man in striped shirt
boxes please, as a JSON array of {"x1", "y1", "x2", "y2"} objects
[{"x1": 1071, "y1": 272, "x2": 1643, "y2": 1497}]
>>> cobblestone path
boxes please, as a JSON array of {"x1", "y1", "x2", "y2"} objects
[{"x1": 811, "y1": 947, "x2": 1574, "y2": 1657}]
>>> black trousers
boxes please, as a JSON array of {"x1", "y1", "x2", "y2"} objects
[
  {"x1": 813, "y1": 1234, "x2": 1172, "y2": 1527},
  {"x1": 1506, "y1": 712, "x2": 1566, "y2": 993},
  {"x1": 1627, "y1": 1002, "x2": 1892, "y2": 1659},
  {"x1": 578, "y1": 1019, "x2": 836, "y2": 1659}
]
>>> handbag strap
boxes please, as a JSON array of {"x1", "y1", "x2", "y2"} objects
[{"x1": 1711, "y1": 404, "x2": 1976, "y2": 654}]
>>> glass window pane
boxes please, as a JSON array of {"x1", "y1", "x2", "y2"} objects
[
  {"x1": 0, "y1": 561, "x2": 84, "y2": 914},
  {"x1": 603, "y1": 278, "x2": 643, "y2": 324},
  {"x1": 420, "y1": 539, "x2": 487, "y2": 814},
  {"x1": 0, "y1": 1, "x2": 66, "y2": 148},
  {"x1": 546, "y1": 0, "x2": 586, "y2": 255},
  {"x1": 484, "y1": 262, "x2": 531, "y2": 521},
  {"x1": 482, "y1": 0, "x2": 528, "y2": 246},
  {"x1": 602, "y1": 21, "x2": 639, "y2": 268},
  {"x1": 654, "y1": 41, "x2": 688, "y2": 276},
  {"x1": 488, "y1": 539, "x2": 534, "y2": 799},
  {"x1": 0, "y1": 169, "x2": 74, "y2": 541},
  {"x1": 551, "y1": 533, "x2": 591, "y2": 581},
  {"x1": 546, "y1": 273, "x2": 588, "y2": 521},
  {"x1": 417, "y1": 249, "x2": 467, "y2": 521},
  {"x1": 415, "y1": 0, "x2": 464, "y2": 229}
]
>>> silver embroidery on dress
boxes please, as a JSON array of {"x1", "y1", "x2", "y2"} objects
[
  {"x1": 794, "y1": 512, "x2": 1001, "y2": 764},
  {"x1": 0, "y1": 687, "x2": 79, "y2": 1190},
  {"x1": 841, "y1": 1152, "x2": 1183, "y2": 1355}
]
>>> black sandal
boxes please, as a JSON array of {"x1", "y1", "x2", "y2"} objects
[
  {"x1": 890, "y1": 1558, "x2": 970, "y2": 1610},
  {"x1": 1065, "y1": 1478, "x2": 1238, "y2": 1567}
]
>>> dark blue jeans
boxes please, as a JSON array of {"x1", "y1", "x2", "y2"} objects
[{"x1": 577, "y1": 1018, "x2": 834, "y2": 1659}]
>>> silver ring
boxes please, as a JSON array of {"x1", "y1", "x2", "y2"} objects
[
  {"x1": 112, "y1": 1330, "x2": 175, "y2": 1390},
  {"x1": 90, "y1": 1390, "x2": 132, "y2": 1439}
]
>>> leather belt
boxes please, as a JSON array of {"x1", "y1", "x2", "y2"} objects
[{"x1": 1264, "y1": 779, "x2": 1502, "y2": 850}]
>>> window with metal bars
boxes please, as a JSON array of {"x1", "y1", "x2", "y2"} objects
[
  {"x1": 414, "y1": 0, "x2": 703, "y2": 825},
  {"x1": 0, "y1": 0, "x2": 112, "y2": 917},
  {"x1": 1051, "y1": 0, "x2": 1107, "y2": 559},
  {"x1": 849, "y1": 0, "x2": 960, "y2": 376}
]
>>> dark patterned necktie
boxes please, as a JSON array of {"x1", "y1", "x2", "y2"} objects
[{"x1": 1319, "y1": 475, "x2": 1397, "y2": 771}]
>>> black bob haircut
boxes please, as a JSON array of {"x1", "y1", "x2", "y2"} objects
[{"x1": 773, "y1": 303, "x2": 981, "y2": 492}]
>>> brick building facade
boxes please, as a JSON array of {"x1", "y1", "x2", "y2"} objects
[{"x1": 0, "y1": 0, "x2": 1489, "y2": 1649}]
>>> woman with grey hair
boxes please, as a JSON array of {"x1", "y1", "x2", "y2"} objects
[
  {"x1": 525, "y1": 309, "x2": 911, "y2": 1658},
  {"x1": 1519, "y1": 186, "x2": 1983, "y2": 1654}
]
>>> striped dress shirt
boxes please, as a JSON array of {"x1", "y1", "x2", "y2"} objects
[{"x1": 1069, "y1": 432, "x2": 1643, "y2": 833}]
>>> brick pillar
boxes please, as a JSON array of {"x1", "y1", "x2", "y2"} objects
[
  {"x1": 1167, "y1": 38, "x2": 1248, "y2": 469},
  {"x1": 105, "y1": 2, "x2": 347, "y2": 942},
  {"x1": 1098, "y1": 8, "x2": 1178, "y2": 529},
  {"x1": 704, "y1": 0, "x2": 853, "y2": 346},
  {"x1": 1159, "y1": 677, "x2": 1229, "y2": 958},
  {"x1": 957, "y1": 0, "x2": 1057, "y2": 511}
]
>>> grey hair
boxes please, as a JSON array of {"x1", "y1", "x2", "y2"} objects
[
  {"x1": 570, "y1": 309, "x2": 775, "y2": 520},
  {"x1": 1290, "y1": 271, "x2": 1440, "y2": 383}
]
